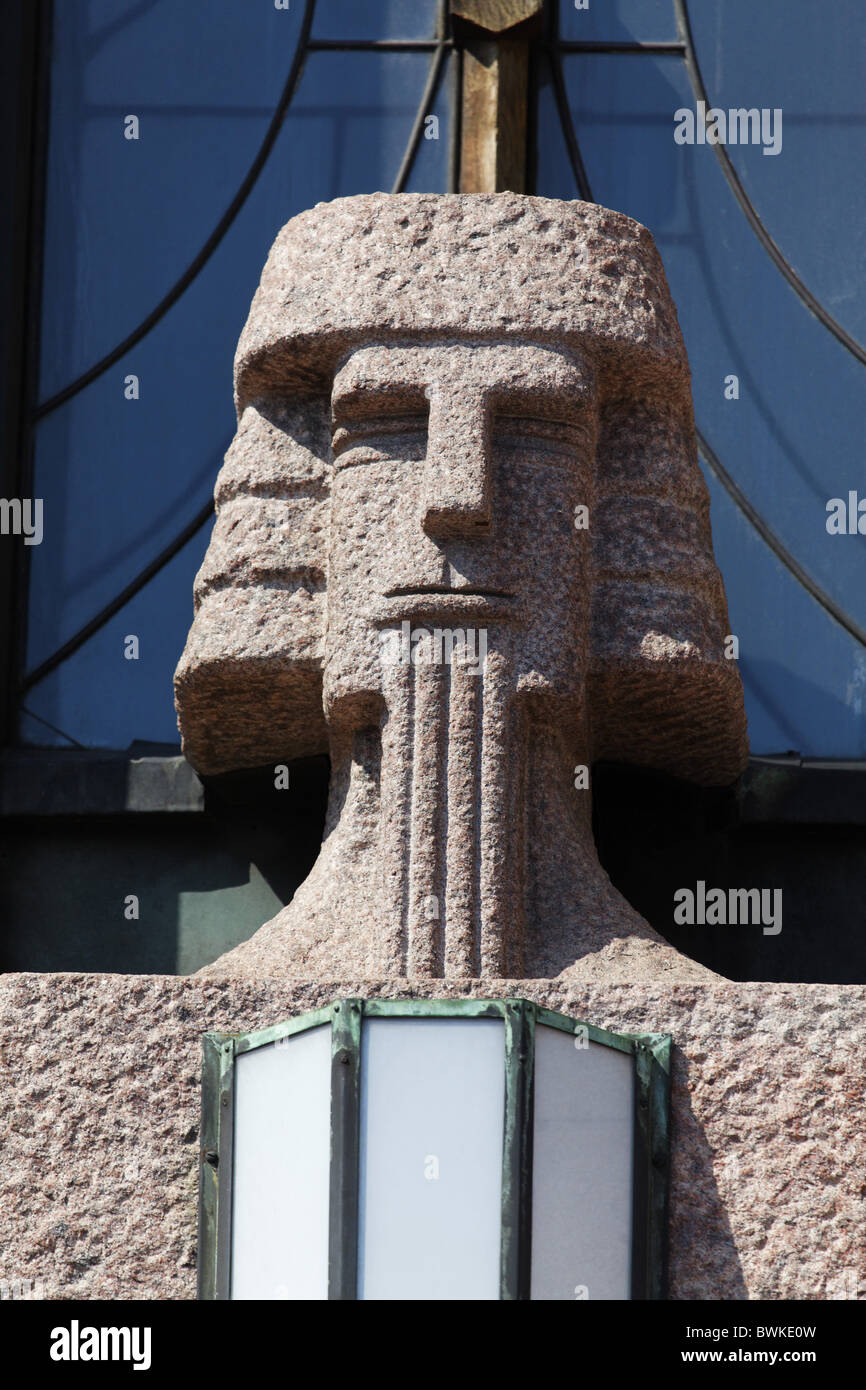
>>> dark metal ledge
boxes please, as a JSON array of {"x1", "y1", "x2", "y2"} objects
[
  {"x1": 3, "y1": 749, "x2": 866, "y2": 824},
  {"x1": 737, "y1": 755, "x2": 866, "y2": 826},
  {"x1": 0, "y1": 746, "x2": 204, "y2": 816}
]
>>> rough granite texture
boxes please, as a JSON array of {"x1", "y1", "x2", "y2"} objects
[
  {"x1": 174, "y1": 194, "x2": 748, "y2": 985},
  {"x1": 0, "y1": 974, "x2": 863, "y2": 1301}
]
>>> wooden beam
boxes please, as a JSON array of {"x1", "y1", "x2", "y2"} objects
[
  {"x1": 451, "y1": 0, "x2": 543, "y2": 193},
  {"x1": 460, "y1": 37, "x2": 528, "y2": 193},
  {"x1": 451, "y1": 0, "x2": 541, "y2": 30}
]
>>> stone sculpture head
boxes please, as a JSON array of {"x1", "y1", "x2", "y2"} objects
[{"x1": 175, "y1": 193, "x2": 748, "y2": 983}]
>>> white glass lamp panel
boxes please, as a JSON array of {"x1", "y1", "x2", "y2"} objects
[
  {"x1": 531, "y1": 1026, "x2": 634, "y2": 1301},
  {"x1": 358, "y1": 1017, "x2": 505, "y2": 1301},
  {"x1": 231, "y1": 1025, "x2": 331, "y2": 1300}
]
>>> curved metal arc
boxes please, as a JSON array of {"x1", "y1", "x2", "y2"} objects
[
  {"x1": 34, "y1": 0, "x2": 318, "y2": 420},
  {"x1": 674, "y1": 0, "x2": 866, "y2": 369},
  {"x1": 697, "y1": 427, "x2": 866, "y2": 651},
  {"x1": 19, "y1": 704, "x2": 85, "y2": 748},
  {"x1": 20, "y1": 495, "x2": 215, "y2": 692},
  {"x1": 547, "y1": 40, "x2": 594, "y2": 201},
  {"x1": 391, "y1": 0, "x2": 450, "y2": 194},
  {"x1": 548, "y1": 40, "x2": 866, "y2": 652}
]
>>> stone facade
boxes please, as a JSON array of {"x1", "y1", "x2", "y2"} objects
[{"x1": 0, "y1": 974, "x2": 862, "y2": 1301}]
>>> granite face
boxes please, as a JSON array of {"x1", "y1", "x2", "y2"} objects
[
  {"x1": 0, "y1": 974, "x2": 862, "y2": 1301},
  {"x1": 175, "y1": 193, "x2": 748, "y2": 982}
]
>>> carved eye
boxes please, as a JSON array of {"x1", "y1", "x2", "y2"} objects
[
  {"x1": 491, "y1": 413, "x2": 582, "y2": 459},
  {"x1": 332, "y1": 409, "x2": 429, "y2": 462}
]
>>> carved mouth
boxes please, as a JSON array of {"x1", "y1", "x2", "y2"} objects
[
  {"x1": 378, "y1": 586, "x2": 519, "y2": 623},
  {"x1": 384, "y1": 586, "x2": 515, "y2": 599}
]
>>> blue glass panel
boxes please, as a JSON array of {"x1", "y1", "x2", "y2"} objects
[
  {"x1": 26, "y1": 26, "x2": 445, "y2": 747},
  {"x1": 281, "y1": 50, "x2": 435, "y2": 201},
  {"x1": 707, "y1": 476, "x2": 866, "y2": 758},
  {"x1": 312, "y1": 0, "x2": 438, "y2": 42},
  {"x1": 536, "y1": 37, "x2": 866, "y2": 756},
  {"x1": 405, "y1": 55, "x2": 451, "y2": 193},
  {"x1": 688, "y1": 0, "x2": 866, "y2": 345},
  {"x1": 39, "y1": 0, "x2": 299, "y2": 399},
  {"x1": 559, "y1": 0, "x2": 676, "y2": 43},
  {"x1": 22, "y1": 529, "x2": 208, "y2": 750}
]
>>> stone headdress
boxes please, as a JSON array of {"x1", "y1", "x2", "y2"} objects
[{"x1": 176, "y1": 192, "x2": 747, "y2": 789}]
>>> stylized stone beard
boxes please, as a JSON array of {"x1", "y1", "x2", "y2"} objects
[{"x1": 174, "y1": 192, "x2": 749, "y2": 982}]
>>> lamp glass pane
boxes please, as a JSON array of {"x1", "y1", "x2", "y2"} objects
[
  {"x1": 358, "y1": 1017, "x2": 505, "y2": 1300},
  {"x1": 231, "y1": 1025, "x2": 331, "y2": 1300},
  {"x1": 531, "y1": 1026, "x2": 634, "y2": 1301}
]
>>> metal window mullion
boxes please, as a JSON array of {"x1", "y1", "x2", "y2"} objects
[
  {"x1": 307, "y1": 39, "x2": 446, "y2": 52},
  {"x1": 447, "y1": 42, "x2": 463, "y2": 193},
  {"x1": 500, "y1": 998, "x2": 535, "y2": 1300},
  {"x1": 328, "y1": 998, "x2": 362, "y2": 1300},
  {"x1": 5, "y1": 0, "x2": 52, "y2": 743},
  {"x1": 631, "y1": 1036, "x2": 671, "y2": 1300},
  {"x1": 214, "y1": 1038, "x2": 235, "y2": 1301},
  {"x1": 197, "y1": 1035, "x2": 222, "y2": 1299},
  {"x1": 554, "y1": 40, "x2": 686, "y2": 54},
  {"x1": 647, "y1": 1036, "x2": 672, "y2": 1300}
]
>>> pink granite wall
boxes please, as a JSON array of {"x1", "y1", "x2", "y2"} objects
[{"x1": 0, "y1": 974, "x2": 863, "y2": 1300}]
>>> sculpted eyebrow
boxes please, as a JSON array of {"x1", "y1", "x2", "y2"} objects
[{"x1": 332, "y1": 382, "x2": 428, "y2": 417}]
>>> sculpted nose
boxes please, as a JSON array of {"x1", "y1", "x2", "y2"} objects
[{"x1": 422, "y1": 387, "x2": 493, "y2": 538}]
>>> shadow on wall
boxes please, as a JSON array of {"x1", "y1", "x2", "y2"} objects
[
  {"x1": 0, "y1": 757, "x2": 328, "y2": 975},
  {"x1": 593, "y1": 760, "x2": 866, "y2": 985},
  {"x1": 668, "y1": 1046, "x2": 749, "y2": 1300}
]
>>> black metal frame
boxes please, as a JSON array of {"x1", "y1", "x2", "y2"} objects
[
  {"x1": 198, "y1": 1031, "x2": 235, "y2": 1302},
  {"x1": 199, "y1": 997, "x2": 671, "y2": 1302},
  {"x1": 1, "y1": 0, "x2": 53, "y2": 746},
  {"x1": 327, "y1": 998, "x2": 361, "y2": 1300},
  {"x1": 501, "y1": 999, "x2": 535, "y2": 1299}
]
